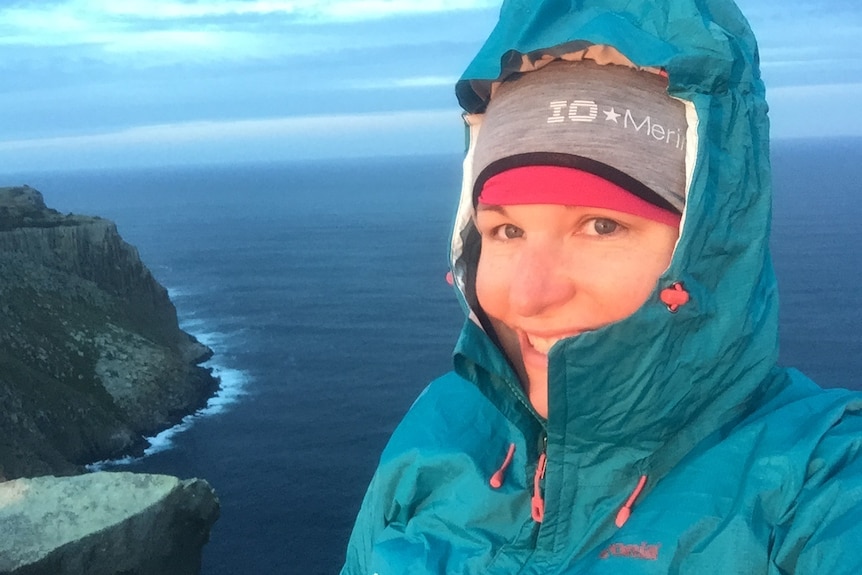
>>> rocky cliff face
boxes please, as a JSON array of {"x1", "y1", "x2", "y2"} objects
[
  {"x1": 0, "y1": 472, "x2": 219, "y2": 575},
  {"x1": 0, "y1": 186, "x2": 219, "y2": 479}
]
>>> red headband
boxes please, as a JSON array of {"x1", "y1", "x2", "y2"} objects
[{"x1": 477, "y1": 165, "x2": 682, "y2": 227}]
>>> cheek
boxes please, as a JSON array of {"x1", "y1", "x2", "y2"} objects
[
  {"x1": 475, "y1": 255, "x2": 511, "y2": 320},
  {"x1": 599, "y1": 248, "x2": 675, "y2": 316}
]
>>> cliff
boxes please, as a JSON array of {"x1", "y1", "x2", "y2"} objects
[
  {"x1": 0, "y1": 472, "x2": 219, "y2": 575},
  {"x1": 0, "y1": 186, "x2": 219, "y2": 479}
]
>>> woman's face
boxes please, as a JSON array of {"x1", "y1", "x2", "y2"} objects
[{"x1": 474, "y1": 203, "x2": 679, "y2": 418}]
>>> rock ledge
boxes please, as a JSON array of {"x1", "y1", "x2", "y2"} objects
[{"x1": 0, "y1": 472, "x2": 219, "y2": 575}]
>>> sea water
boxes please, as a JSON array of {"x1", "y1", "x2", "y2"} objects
[{"x1": 9, "y1": 138, "x2": 862, "y2": 574}]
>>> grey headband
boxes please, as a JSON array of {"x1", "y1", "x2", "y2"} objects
[{"x1": 472, "y1": 60, "x2": 687, "y2": 212}]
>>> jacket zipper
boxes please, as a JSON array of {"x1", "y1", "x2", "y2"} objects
[{"x1": 531, "y1": 433, "x2": 548, "y2": 522}]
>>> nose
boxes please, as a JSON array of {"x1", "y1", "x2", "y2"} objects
[{"x1": 508, "y1": 243, "x2": 576, "y2": 317}]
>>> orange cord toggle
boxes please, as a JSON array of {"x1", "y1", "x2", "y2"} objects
[
  {"x1": 660, "y1": 282, "x2": 690, "y2": 312},
  {"x1": 615, "y1": 475, "x2": 648, "y2": 528}
]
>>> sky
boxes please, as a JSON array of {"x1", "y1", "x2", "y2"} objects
[{"x1": 1, "y1": 0, "x2": 860, "y2": 173}]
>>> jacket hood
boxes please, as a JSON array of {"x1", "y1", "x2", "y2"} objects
[{"x1": 447, "y1": 0, "x2": 780, "y2": 498}]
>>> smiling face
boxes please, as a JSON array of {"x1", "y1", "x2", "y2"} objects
[{"x1": 474, "y1": 203, "x2": 679, "y2": 418}]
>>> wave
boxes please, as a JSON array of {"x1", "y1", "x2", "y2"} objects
[
  {"x1": 146, "y1": 363, "x2": 250, "y2": 454},
  {"x1": 167, "y1": 286, "x2": 192, "y2": 299},
  {"x1": 187, "y1": 326, "x2": 240, "y2": 349}
]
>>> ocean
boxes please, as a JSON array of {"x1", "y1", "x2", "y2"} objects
[{"x1": 8, "y1": 138, "x2": 862, "y2": 574}]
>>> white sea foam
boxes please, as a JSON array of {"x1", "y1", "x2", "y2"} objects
[
  {"x1": 198, "y1": 364, "x2": 249, "y2": 416},
  {"x1": 142, "y1": 414, "x2": 195, "y2": 457},
  {"x1": 167, "y1": 286, "x2": 196, "y2": 299},
  {"x1": 86, "y1": 455, "x2": 136, "y2": 471},
  {"x1": 140, "y1": 362, "x2": 250, "y2": 457},
  {"x1": 191, "y1": 329, "x2": 232, "y2": 349},
  {"x1": 178, "y1": 317, "x2": 207, "y2": 332}
]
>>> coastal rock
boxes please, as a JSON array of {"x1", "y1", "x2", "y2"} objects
[
  {"x1": 0, "y1": 472, "x2": 219, "y2": 575},
  {"x1": 0, "y1": 186, "x2": 219, "y2": 479}
]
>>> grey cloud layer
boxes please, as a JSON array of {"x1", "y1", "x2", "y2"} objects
[{"x1": 0, "y1": 0, "x2": 859, "y2": 171}]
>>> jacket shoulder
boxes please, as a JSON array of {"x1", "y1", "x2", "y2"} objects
[
  {"x1": 341, "y1": 371, "x2": 531, "y2": 575},
  {"x1": 381, "y1": 371, "x2": 517, "y2": 461},
  {"x1": 748, "y1": 369, "x2": 862, "y2": 573}
]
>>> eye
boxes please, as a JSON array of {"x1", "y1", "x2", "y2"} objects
[
  {"x1": 590, "y1": 218, "x2": 620, "y2": 236},
  {"x1": 494, "y1": 223, "x2": 524, "y2": 240}
]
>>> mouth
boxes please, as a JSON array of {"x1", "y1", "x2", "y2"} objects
[
  {"x1": 525, "y1": 334, "x2": 562, "y2": 355},
  {"x1": 518, "y1": 331, "x2": 581, "y2": 364}
]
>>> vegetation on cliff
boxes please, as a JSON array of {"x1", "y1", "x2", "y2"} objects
[{"x1": 0, "y1": 186, "x2": 219, "y2": 480}]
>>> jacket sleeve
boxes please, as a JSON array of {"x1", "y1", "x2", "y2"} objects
[
  {"x1": 340, "y1": 468, "x2": 385, "y2": 575},
  {"x1": 771, "y1": 401, "x2": 862, "y2": 574},
  {"x1": 339, "y1": 383, "x2": 438, "y2": 575}
]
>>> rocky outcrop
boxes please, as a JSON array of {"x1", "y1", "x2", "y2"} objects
[
  {"x1": 0, "y1": 472, "x2": 219, "y2": 575},
  {"x1": 0, "y1": 186, "x2": 219, "y2": 479}
]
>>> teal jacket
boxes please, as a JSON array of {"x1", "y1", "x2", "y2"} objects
[{"x1": 342, "y1": 0, "x2": 862, "y2": 573}]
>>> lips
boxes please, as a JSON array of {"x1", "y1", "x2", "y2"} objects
[
  {"x1": 521, "y1": 327, "x2": 590, "y2": 356},
  {"x1": 525, "y1": 334, "x2": 560, "y2": 354},
  {"x1": 517, "y1": 331, "x2": 575, "y2": 370}
]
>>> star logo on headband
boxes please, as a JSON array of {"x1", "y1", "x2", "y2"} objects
[{"x1": 603, "y1": 107, "x2": 621, "y2": 123}]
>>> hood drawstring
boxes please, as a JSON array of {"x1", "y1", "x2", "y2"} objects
[
  {"x1": 660, "y1": 282, "x2": 690, "y2": 313},
  {"x1": 489, "y1": 443, "x2": 516, "y2": 489},
  {"x1": 615, "y1": 475, "x2": 648, "y2": 528}
]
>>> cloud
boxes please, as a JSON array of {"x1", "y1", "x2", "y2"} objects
[
  {"x1": 1, "y1": 0, "x2": 859, "y2": 174},
  {"x1": 0, "y1": 0, "x2": 498, "y2": 66},
  {"x1": 0, "y1": 110, "x2": 455, "y2": 148},
  {"x1": 80, "y1": 0, "x2": 497, "y2": 21},
  {"x1": 0, "y1": 109, "x2": 464, "y2": 172},
  {"x1": 318, "y1": 0, "x2": 498, "y2": 21},
  {"x1": 733, "y1": 0, "x2": 862, "y2": 93},
  {"x1": 739, "y1": 0, "x2": 861, "y2": 50},
  {"x1": 351, "y1": 75, "x2": 459, "y2": 90},
  {"x1": 767, "y1": 82, "x2": 862, "y2": 139},
  {"x1": 0, "y1": 0, "x2": 498, "y2": 39}
]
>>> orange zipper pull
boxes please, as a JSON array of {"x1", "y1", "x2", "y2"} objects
[{"x1": 531, "y1": 447, "x2": 547, "y2": 522}]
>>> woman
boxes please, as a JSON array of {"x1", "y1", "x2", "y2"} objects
[{"x1": 342, "y1": 0, "x2": 862, "y2": 573}]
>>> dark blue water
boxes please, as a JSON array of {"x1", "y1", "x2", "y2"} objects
[
  {"x1": 770, "y1": 138, "x2": 862, "y2": 386},
  {"x1": 7, "y1": 140, "x2": 861, "y2": 574}
]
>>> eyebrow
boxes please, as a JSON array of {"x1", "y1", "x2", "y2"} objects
[{"x1": 475, "y1": 204, "x2": 508, "y2": 214}]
